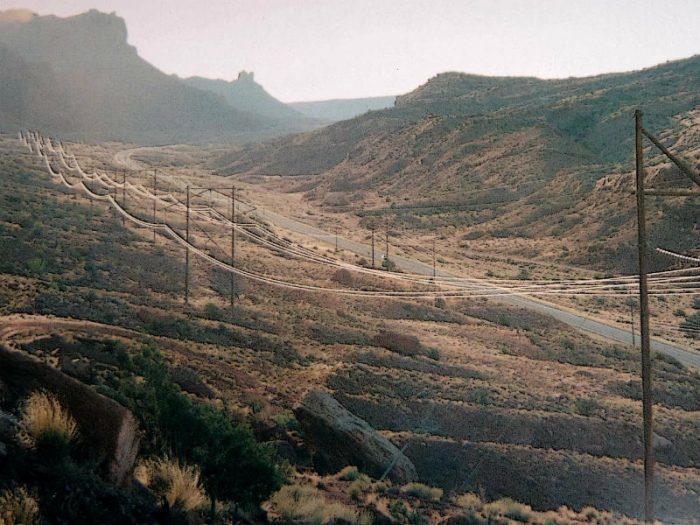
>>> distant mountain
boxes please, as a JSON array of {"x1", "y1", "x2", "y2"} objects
[
  {"x1": 183, "y1": 71, "x2": 311, "y2": 123},
  {"x1": 289, "y1": 96, "x2": 396, "y2": 122},
  {"x1": 214, "y1": 56, "x2": 700, "y2": 271},
  {"x1": 0, "y1": 10, "x2": 309, "y2": 144}
]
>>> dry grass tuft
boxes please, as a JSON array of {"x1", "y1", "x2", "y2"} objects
[
  {"x1": 269, "y1": 484, "x2": 372, "y2": 525},
  {"x1": 135, "y1": 458, "x2": 207, "y2": 512},
  {"x1": 455, "y1": 492, "x2": 483, "y2": 511},
  {"x1": 400, "y1": 482, "x2": 443, "y2": 502},
  {"x1": 21, "y1": 391, "x2": 78, "y2": 445},
  {"x1": 0, "y1": 487, "x2": 40, "y2": 525},
  {"x1": 483, "y1": 497, "x2": 532, "y2": 522}
]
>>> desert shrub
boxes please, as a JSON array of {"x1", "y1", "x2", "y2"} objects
[
  {"x1": 373, "y1": 330, "x2": 423, "y2": 357},
  {"x1": 203, "y1": 302, "x2": 224, "y2": 321},
  {"x1": 332, "y1": 269, "x2": 354, "y2": 286},
  {"x1": 350, "y1": 478, "x2": 370, "y2": 501},
  {"x1": 466, "y1": 388, "x2": 492, "y2": 406},
  {"x1": 383, "y1": 301, "x2": 463, "y2": 324},
  {"x1": 389, "y1": 500, "x2": 425, "y2": 525},
  {"x1": 449, "y1": 510, "x2": 487, "y2": 525},
  {"x1": 25, "y1": 258, "x2": 47, "y2": 277},
  {"x1": 272, "y1": 411, "x2": 300, "y2": 432},
  {"x1": 0, "y1": 487, "x2": 39, "y2": 525},
  {"x1": 400, "y1": 482, "x2": 443, "y2": 501},
  {"x1": 573, "y1": 398, "x2": 601, "y2": 417},
  {"x1": 310, "y1": 325, "x2": 371, "y2": 346},
  {"x1": 21, "y1": 391, "x2": 78, "y2": 450},
  {"x1": 337, "y1": 466, "x2": 361, "y2": 481},
  {"x1": 425, "y1": 347, "x2": 440, "y2": 361},
  {"x1": 135, "y1": 458, "x2": 206, "y2": 512},
  {"x1": 268, "y1": 484, "x2": 371, "y2": 525},
  {"x1": 104, "y1": 346, "x2": 285, "y2": 508},
  {"x1": 455, "y1": 493, "x2": 483, "y2": 511},
  {"x1": 483, "y1": 498, "x2": 531, "y2": 522}
]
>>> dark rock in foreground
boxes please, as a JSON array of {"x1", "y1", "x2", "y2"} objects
[{"x1": 294, "y1": 389, "x2": 417, "y2": 483}]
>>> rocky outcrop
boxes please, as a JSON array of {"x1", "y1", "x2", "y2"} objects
[
  {"x1": 294, "y1": 390, "x2": 417, "y2": 483},
  {"x1": 0, "y1": 343, "x2": 139, "y2": 484}
]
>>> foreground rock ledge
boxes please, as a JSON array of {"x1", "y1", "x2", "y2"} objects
[
  {"x1": 294, "y1": 389, "x2": 417, "y2": 483},
  {"x1": 0, "y1": 343, "x2": 139, "y2": 485}
]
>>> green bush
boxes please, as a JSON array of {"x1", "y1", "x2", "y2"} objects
[{"x1": 105, "y1": 345, "x2": 285, "y2": 508}]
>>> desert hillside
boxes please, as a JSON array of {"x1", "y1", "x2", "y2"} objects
[
  {"x1": 213, "y1": 57, "x2": 700, "y2": 273},
  {"x1": 1, "y1": 133, "x2": 699, "y2": 523}
]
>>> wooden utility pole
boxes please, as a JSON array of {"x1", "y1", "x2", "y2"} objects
[
  {"x1": 121, "y1": 170, "x2": 126, "y2": 226},
  {"x1": 230, "y1": 186, "x2": 236, "y2": 310},
  {"x1": 152, "y1": 169, "x2": 157, "y2": 244},
  {"x1": 335, "y1": 227, "x2": 339, "y2": 252},
  {"x1": 371, "y1": 226, "x2": 375, "y2": 268},
  {"x1": 629, "y1": 290, "x2": 636, "y2": 349},
  {"x1": 635, "y1": 109, "x2": 654, "y2": 523},
  {"x1": 185, "y1": 185, "x2": 190, "y2": 305},
  {"x1": 432, "y1": 237, "x2": 436, "y2": 280},
  {"x1": 385, "y1": 230, "x2": 389, "y2": 262}
]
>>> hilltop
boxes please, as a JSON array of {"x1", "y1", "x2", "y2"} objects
[{"x1": 183, "y1": 71, "x2": 322, "y2": 131}]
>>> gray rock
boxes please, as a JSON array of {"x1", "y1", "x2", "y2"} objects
[
  {"x1": 653, "y1": 432, "x2": 673, "y2": 450},
  {"x1": 294, "y1": 390, "x2": 417, "y2": 483}
]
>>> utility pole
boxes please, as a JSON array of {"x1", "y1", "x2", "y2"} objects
[
  {"x1": 635, "y1": 109, "x2": 654, "y2": 523},
  {"x1": 152, "y1": 168, "x2": 157, "y2": 244},
  {"x1": 185, "y1": 185, "x2": 190, "y2": 305},
  {"x1": 230, "y1": 186, "x2": 236, "y2": 310},
  {"x1": 121, "y1": 170, "x2": 126, "y2": 226},
  {"x1": 335, "y1": 226, "x2": 339, "y2": 252},
  {"x1": 629, "y1": 287, "x2": 636, "y2": 348},
  {"x1": 385, "y1": 230, "x2": 389, "y2": 262},
  {"x1": 371, "y1": 226, "x2": 375, "y2": 268},
  {"x1": 432, "y1": 237, "x2": 436, "y2": 280}
]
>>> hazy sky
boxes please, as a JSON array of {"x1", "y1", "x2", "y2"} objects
[{"x1": 5, "y1": 0, "x2": 700, "y2": 101}]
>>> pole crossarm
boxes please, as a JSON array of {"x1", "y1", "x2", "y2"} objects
[{"x1": 642, "y1": 128, "x2": 700, "y2": 189}]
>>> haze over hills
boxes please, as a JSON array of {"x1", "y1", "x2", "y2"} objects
[
  {"x1": 214, "y1": 55, "x2": 700, "y2": 272},
  {"x1": 289, "y1": 96, "x2": 397, "y2": 122},
  {"x1": 0, "y1": 9, "x2": 320, "y2": 144}
]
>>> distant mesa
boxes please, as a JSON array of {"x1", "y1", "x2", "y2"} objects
[{"x1": 237, "y1": 70, "x2": 255, "y2": 82}]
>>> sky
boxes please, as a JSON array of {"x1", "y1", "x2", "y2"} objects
[{"x1": 4, "y1": 0, "x2": 700, "y2": 102}]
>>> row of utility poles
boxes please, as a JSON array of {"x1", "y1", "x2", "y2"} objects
[
  {"x1": 183, "y1": 186, "x2": 238, "y2": 310},
  {"x1": 634, "y1": 109, "x2": 700, "y2": 523}
]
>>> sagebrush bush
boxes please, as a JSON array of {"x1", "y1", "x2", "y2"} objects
[
  {"x1": 21, "y1": 391, "x2": 78, "y2": 446},
  {"x1": 135, "y1": 457, "x2": 206, "y2": 512},
  {"x1": 0, "y1": 487, "x2": 39, "y2": 525}
]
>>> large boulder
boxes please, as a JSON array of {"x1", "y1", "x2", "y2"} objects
[
  {"x1": 294, "y1": 390, "x2": 417, "y2": 483},
  {"x1": 0, "y1": 343, "x2": 139, "y2": 485}
]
